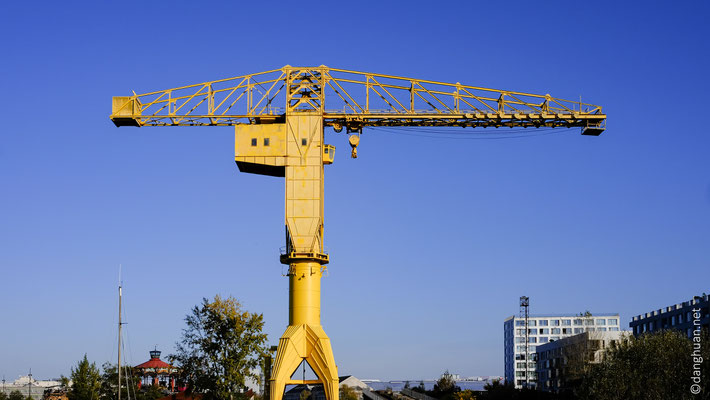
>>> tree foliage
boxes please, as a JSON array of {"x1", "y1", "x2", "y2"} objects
[
  {"x1": 99, "y1": 363, "x2": 131, "y2": 400},
  {"x1": 480, "y1": 381, "x2": 564, "y2": 400},
  {"x1": 68, "y1": 355, "x2": 102, "y2": 400},
  {"x1": 577, "y1": 329, "x2": 710, "y2": 400},
  {"x1": 170, "y1": 295, "x2": 269, "y2": 400},
  {"x1": 453, "y1": 390, "x2": 477, "y2": 400},
  {"x1": 339, "y1": 385, "x2": 358, "y2": 400},
  {"x1": 432, "y1": 370, "x2": 459, "y2": 397},
  {"x1": 8, "y1": 391, "x2": 24, "y2": 400},
  {"x1": 412, "y1": 381, "x2": 426, "y2": 394},
  {"x1": 0, "y1": 391, "x2": 8, "y2": 400}
]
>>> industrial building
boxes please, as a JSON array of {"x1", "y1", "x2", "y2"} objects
[
  {"x1": 503, "y1": 313, "x2": 620, "y2": 389},
  {"x1": 629, "y1": 292, "x2": 709, "y2": 337},
  {"x1": 0, "y1": 376, "x2": 62, "y2": 400}
]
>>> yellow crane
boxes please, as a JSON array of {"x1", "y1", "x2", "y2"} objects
[{"x1": 111, "y1": 65, "x2": 606, "y2": 400}]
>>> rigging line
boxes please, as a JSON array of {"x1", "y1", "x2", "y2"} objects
[
  {"x1": 372, "y1": 125, "x2": 562, "y2": 136},
  {"x1": 370, "y1": 126, "x2": 572, "y2": 140},
  {"x1": 378, "y1": 125, "x2": 559, "y2": 134}
]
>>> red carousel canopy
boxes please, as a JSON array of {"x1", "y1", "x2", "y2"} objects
[{"x1": 135, "y1": 350, "x2": 174, "y2": 370}]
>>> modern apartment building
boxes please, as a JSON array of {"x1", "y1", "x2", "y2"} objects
[
  {"x1": 503, "y1": 313, "x2": 620, "y2": 389},
  {"x1": 629, "y1": 292, "x2": 709, "y2": 337},
  {"x1": 536, "y1": 330, "x2": 630, "y2": 393}
]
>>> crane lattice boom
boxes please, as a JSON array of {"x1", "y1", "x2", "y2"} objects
[{"x1": 111, "y1": 65, "x2": 606, "y2": 135}]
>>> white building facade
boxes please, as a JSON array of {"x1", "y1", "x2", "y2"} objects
[{"x1": 503, "y1": 313, "x2": 620, "y2": 389}]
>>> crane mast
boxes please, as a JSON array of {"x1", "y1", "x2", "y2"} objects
[{"x1": 111, "y1": 66, "x2": 606, "y2": 400}]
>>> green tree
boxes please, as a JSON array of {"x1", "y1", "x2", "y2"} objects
[
  {"x1": 339, "y1": 385, "x2": 357, "y2": 400},
  {"x1": 100, "y1": 363, "x2": 144, "y2": 400},
  {"x1": 453, "y1": 390, "x2": 477, "y2": 400},
  {"x1": 432, "y1": 370, "x2": 459, "y2": 398},
  {"x1": 69, "y1": 354, "x2": 102, "y2": 400},
  {"x1": 137, "y1": 385, "x2": 164, "y2": 400},
  {"x1": 170, "y1": 295, "x2": 269, "y2": 400},
  {"x1": 8, "y1": 391, "x2": 24, "y2": 400},
  {"x1": 60, "y1": 376, "x2": 71, "y2": 391},
  {"x1": 413, "y1": 381, "x2": 425, "y2": 393},
  {"x1": 577, "y1": 329, "x2": 710, "y2": 400},
  {"x1": 0, "y1": 391, "x2": 8, "y2": 400}
]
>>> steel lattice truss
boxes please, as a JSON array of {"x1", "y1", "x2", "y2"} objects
[{"x1": 111, "y1": 66, "x2": 606, "y2": 134}]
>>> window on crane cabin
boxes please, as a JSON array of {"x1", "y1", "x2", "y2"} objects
[
  {"x1": 251, "y1": 138, "x2": 257, "y2": 146},
  {"x1": 264, "y1": 138, "x2": 270, "y2": 146},
  {"x1": 302, "y1": 138, "x2": 307, "y2": 146}
]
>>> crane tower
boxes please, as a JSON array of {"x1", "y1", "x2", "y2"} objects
[{"x1": 111, "y1": 65, "x2": 606, "y2": 400}]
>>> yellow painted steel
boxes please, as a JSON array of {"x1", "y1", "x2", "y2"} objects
[
  {"x1": 110, "y1": 66, "x2": 607, "y2": 400},
  {"x1": 110, "y1": 65, "x2": 606, "y2": 135}
]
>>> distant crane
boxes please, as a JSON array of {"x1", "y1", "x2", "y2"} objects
[{"x1": 111, "y1": 65, "x2": 606, "y2": 400}]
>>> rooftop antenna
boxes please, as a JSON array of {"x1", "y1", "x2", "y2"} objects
[
  {"x1": 519, "y1": 296, "x2": 530, "y2": 389},
  {"x1": 118, "y1": 265, "x2": 124, "y2": 400},
  {"x1": 27, "y1": 369, "x2": 32, "y2": 400}
]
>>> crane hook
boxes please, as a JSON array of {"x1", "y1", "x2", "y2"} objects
[{"x1": 348, "y1": 134, "x2": 360, "y2": 158}]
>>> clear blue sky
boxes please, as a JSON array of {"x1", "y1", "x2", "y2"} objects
[{"x1": 1, "y1": 0, "x2": 708, "y2": 382}]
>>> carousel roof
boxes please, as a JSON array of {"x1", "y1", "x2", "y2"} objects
[{"x1": 135, "y1": 349, "x2": 173, "y2": 369}]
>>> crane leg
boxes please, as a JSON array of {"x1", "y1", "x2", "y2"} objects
[{"x1": 270, "y1": 261, "x2": 339, "y2": 400}]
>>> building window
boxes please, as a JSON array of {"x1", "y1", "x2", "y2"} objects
[
  {"x1": 528, "y1": 337, "x2": 537, "y2": 343},
  {"x1": 539, "y1": 328, "x2": 549, "y2": 334},
  {"x1": 251, "y1": 138, "x2": 257, "y2": 146},
  {"x1": 529, "y1": 320, "x2": 537, "y2": 327},
  {"x1": 573, "y1": 319, "x2": 583, "y2": 326},
  {"x1": 539, "y1": 336, "x2": 549, "y2": 343},
  {"x1": 302, "y1": 138, "x2": 307, "y2": 146},
  {"x1": 551, "y1": 320, "x2": 560, "y2": 326},
  {"x1": 516, "y1": 320, "x2": 526, "y2": 326},
  {"x1": 539, "y1": 320, "x2": 548, "y2": 326},
  {"x1": 264, "y1": 138, "x2": 270, "y2": 146},
  {"x1": 562, "y1": 319, "x2": 571, "y2": 326},
  {"x1": 608, "y1": 318, "x2": 618, "y2": 325},
  {"x1": 551, "y1": 328, "x2": 561, "y2": 334},
  {"x1": 596, "y1": 319, "x2": 606, "y2": 325},
  {"x1": 574, "y1": 328, "x2": 583, "y2": 334},
  {"x1": 562, "y1": 328, "x2": 571, "y2": 335}
]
